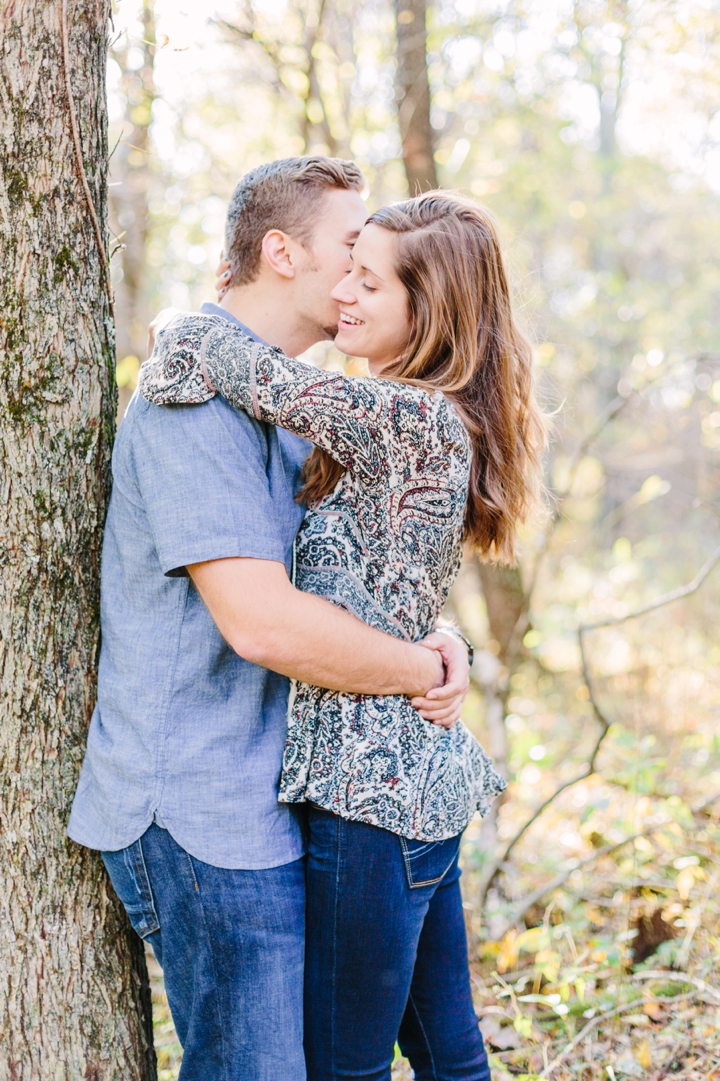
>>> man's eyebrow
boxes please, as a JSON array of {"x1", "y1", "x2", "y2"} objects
[{"x1": 345, "y1": 230, "x2": 361, "y2": 242}]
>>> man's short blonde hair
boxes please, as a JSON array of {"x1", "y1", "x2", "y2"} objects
[{"x1": 225, "y1": 156, "x2": 365, "y2": 286}]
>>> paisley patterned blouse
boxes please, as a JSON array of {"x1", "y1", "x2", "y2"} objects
[{"x1": 139, "y1": 314, "x2": 506, "y2": 841}]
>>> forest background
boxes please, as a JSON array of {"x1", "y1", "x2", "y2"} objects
[{"x1": 111, "y1": 0, "x2": 720, "y2": 1077}]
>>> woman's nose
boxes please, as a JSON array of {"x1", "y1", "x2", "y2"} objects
[{"x1": 330, "y1": 280, "x2": 357, "y2": 304}]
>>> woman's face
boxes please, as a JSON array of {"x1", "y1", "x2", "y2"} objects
[{"x1": 330, "y1": 223, "x2": 412, "y2": 375}]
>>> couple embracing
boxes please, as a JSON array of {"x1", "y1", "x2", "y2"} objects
[{"x1": 69, "y1": 156, "x2": 544, "y2": 1081}]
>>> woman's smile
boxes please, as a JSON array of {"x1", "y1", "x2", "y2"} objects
[{"x1": 330, "y1": 222, "x2": 411, "y2": 373}]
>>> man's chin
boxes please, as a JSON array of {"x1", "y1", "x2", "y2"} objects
[{"x1": 322, "y1": 325, "x2": 339, "y2": 341}]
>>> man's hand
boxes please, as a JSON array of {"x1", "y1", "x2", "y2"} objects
[
  {"x1": 147, "y1": 307, "x2": 184, "y2": 359},
  {"x1": 411, "y1": 632, "x2": 471, "y2": 729},
  {"x1": 215, "y1": 254, "x2": 232, "y2": 300}
]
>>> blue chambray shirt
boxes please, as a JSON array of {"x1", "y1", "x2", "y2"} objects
[{"x1": 68, "y1": 304, "x2": 310, "y2": 869}]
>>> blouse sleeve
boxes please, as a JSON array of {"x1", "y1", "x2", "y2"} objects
[{"x1": 139, "y1": 313, "x2": 459, "y2": 487}]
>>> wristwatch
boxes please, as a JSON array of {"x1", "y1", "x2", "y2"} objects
[{"x1": 436, "y1": 627, "x2": 474, "y2": 667}]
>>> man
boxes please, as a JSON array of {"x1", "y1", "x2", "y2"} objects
[{"x1": 68, "y1": 157, "x2": 470, "y2": 1081}]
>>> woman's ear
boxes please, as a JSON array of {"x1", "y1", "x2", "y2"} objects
[{"x1": 261, "y1": 229, "x2": 298, "y2": 280}]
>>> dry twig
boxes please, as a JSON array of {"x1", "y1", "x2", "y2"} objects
[
  {"x1": 631, "y1": 970, "x2": 720, "y2": 1004},
  {"x1": 581, "y1": 542, "x2": 720, "y2": 633},
  {"x1": 539, "y1": 989, "x2": 702, "y2": 1078}
]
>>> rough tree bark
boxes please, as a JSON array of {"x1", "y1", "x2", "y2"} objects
[
  {"x1": 0, "y1": 2, "x2": 156, "y2": 1077},
  {"x1": 393, "y1": 0, "x2": 438, "y2": 193}
]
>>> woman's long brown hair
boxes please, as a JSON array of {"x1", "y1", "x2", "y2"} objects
[{"x1": 299, "y1": 191, "x2": 546, "y2": 564}]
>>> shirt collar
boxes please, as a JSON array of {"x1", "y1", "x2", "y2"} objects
[{"x1": 199, "y1": 302, "x2": 268, "y2": 345}]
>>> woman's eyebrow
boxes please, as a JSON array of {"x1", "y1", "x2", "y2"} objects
[
  {"x1": 347, "y1": 250, "x2": 384, "y2": 282},
  {"x1": 360, "y1": 263, "x2": 383, "y2": 281}
]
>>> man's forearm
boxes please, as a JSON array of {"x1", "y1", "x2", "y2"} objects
[
  {"x1": 243, "y1": 589, "x2": 441, "y2": 696},
  {"x1": 188, "y1": 557, "x2": 442, "y2": 697}
]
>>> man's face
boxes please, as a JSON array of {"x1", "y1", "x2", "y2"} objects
[{"x1": 294, "y1": 187, "x2": 368, "y2": 343}]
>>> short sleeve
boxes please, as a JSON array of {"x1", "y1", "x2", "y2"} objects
[{"x1": 126, "y1": 394, "x2": 287, "y2": 577}]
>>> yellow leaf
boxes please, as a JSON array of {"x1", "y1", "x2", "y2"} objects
[
  {"x1": 481, "y1": 940, "x2": 501, "y2": 959},
  {"x1": 535, "y1": 948, "x2": 561, "y2": 983},
  {"x1": 642, "y1": 1001, "x2": 663, "y2": 1020},
  {"x1": 574, "y1": 977, "x2": 586, "y2": 1003},
  {"x1": 515, "y1": 927, "x2": 546, "y2": 953},
  {"x1": 497, "y1": 930, "x2": 519, "y2": 974},
  {"x1": 591, "y1": 948, "x2": 607, "y2": 963},
  {"x1": 635, "y1": 1039, "x2": 652, "y2": 1069},
  {"x1": 677, "y1": 867, "x2": 695, "y2": 900}
]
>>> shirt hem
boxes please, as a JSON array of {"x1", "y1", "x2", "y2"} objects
[{"x1": 68, "y1": 817, "x2": 306, "y2": 871}]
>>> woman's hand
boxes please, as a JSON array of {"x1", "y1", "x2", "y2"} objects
[
  {"x1": 411, "y1": 632, "x2": 471, "y2": 729},
  {"x1": 215, "y1": 254, "x2": 232, "y2": 300},
  {"x1": 139, "y1": 312, "x2": 227, "y2": 406}
]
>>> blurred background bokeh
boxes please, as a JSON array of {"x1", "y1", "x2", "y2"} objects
[{"x1": 107, "y1": 1, "x2": 720, "y2": 1076}]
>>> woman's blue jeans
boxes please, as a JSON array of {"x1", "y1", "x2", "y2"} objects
[{"x1": 304, "y1": 805, "x2": 490, "y2": 1081}]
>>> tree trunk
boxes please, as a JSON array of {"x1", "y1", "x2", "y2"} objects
[
  {"x1": 393, "y1": 0, "x2": 438, "y2": 193},
  {"x1": 0, "y1": 2, "x2": 156, "y2": 1077}
]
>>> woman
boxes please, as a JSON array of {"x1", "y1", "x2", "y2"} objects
[{"x1": 140, "y1": 192, "x2": 544, "y2": 1081}]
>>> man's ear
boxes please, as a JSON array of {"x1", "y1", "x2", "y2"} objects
[{"x1": 261, "y1": 229, "x2": 301, "y2": 280}]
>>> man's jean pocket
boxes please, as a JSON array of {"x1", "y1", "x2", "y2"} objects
[
  {"x1": 399, "y1": 834, "x2": 461, "y2": 889},
  {"x1": 102, "y1": 839, "x2": 160, "y2": 939}
]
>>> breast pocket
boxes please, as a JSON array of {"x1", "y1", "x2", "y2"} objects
[{"x1": 399, "y1": 834, "x2": 460, "y2": 889}]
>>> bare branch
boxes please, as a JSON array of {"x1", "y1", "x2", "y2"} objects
[
  {"x1": 512, "y1": 354, "x2": 692, "y2": 662},
  {"x1": 581, "y1": 542, "x2": 720, "y2": 632},
  {"x1": 495, "y1": 789, "x2": 719, "y2": 934},
  {"x1": 500, "y1": 390, "x2": 634, "y2": 670},
  {"x1": 480, "y1": 543, "x2": 720, "y2": 908},
  {"x1": 476, "y1": 360, "x2": 719, "y2": 912},
  {"x1": 499, "y1": 831, "x2": 645, "y2": 932},
  {"x1": 631, "y1": 970, "x2": 720, "y2": 1004},
  {"x1": 477, "y1": 643, "x2": 612, "y2": 907},
  {"x1": 539, "y1": 990, "x2": 703, "y2": 1078}
]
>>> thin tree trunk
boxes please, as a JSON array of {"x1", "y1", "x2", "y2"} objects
[
  {"x1": 0, "y1": 2, "x2": 156, "y2": 1077},
  {"x1": 110, "y1": 0, "x2": 156, "y2": 416},
  {"x1": 393, "y1": 0, "x2": 438, "y2": 192},
  {"x1": 475, "y1": 562, "x2": 525, "y2": 852}
]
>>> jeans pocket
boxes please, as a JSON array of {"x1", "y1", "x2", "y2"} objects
[
  {"x1": 399, "y1": 834, "x2": 461, "y2": 889},
  {"x1": 102, "y1": 837, "x2": 160, "y2": 939}
]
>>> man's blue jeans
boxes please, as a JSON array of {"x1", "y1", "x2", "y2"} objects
[
  {"x1": 304, "y1": 805, "x2": 490, "y2": 1081},
  {"x1": 102, "y1": 823, "x2": 305, "y2": 1081}
]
